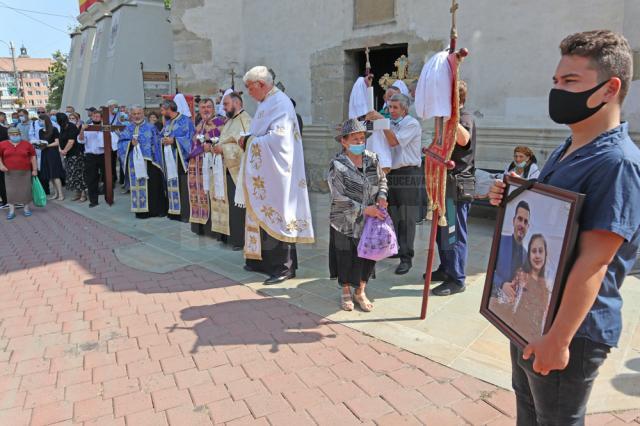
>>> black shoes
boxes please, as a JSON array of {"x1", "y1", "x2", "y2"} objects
[
  {"x1": 264, "y1": 271, "x2": 296, "y2": 285},
  {"x1": 422, "y1": 269, "x2": 450, "y2": 282},
  {"x1": 89, "y1": 203, "x2": 99, "y2": 208},
  {"x1": 395, "y1": 262, "x2": 412, "y2": 275},
  {"x1": 232, "y1": 246, "x2": 243, "y2": 251},
  {"x1": 432, "y1": 281, "x2": 466, "y2": 296}
]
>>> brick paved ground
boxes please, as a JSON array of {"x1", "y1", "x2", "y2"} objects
[{"x1": 0, "y1": 204, "x2": 637, "y2": 425}]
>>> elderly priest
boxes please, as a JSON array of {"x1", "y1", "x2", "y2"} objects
[
  {"x1": 241, "y1": 66, "x2": 315, "y2": 284},
  {"x1": 117, "y1": 105, "x2": 168, "y2": 218}
]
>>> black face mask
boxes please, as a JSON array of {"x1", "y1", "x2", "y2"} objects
[{"x1": 548, "y1": 80, "x2": 609, "y2": 125}]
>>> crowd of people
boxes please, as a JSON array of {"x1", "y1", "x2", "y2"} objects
[{"x1": 0, "y1": 28, "x2": 638, "y2": 426}]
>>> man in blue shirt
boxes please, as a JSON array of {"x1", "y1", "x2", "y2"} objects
[
  {"x1": 492, "y1": 201, "x2": 530, "y2": 297},
  {"x1": 489, "y1": 30, "x2": 640, "y2": 425}
]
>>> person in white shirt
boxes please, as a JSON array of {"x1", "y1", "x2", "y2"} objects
[
  {"x1": 78, "y1": 110, "x2": 109, "y2": 207},
  {"x1": 367, "y1": 93, "x2": 422, "y2": 275},
  {"x1": 503, "y1": 146, "x2": 540, "y2": 180}
]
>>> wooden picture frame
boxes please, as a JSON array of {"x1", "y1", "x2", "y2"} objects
[{"x1": 480, "y1": 175, "x2": 584, "y2": 349}]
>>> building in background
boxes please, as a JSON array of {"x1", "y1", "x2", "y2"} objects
[
  {"x1": 0, "y1": 46, "x2": 52, "y2": 113},
  {"x1": 61, "y1": 0, "x2": 174, "y2": 113},
  {"x1": 172, "y1": 0, "x2": 640, "y2": 191}
]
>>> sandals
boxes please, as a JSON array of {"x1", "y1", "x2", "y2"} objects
[
  {"x1": 23, "y1": 210, "x2": 32, "y2": 217},
  {"x1": 354, "y1": 291, "x2": 374, "y2": 312},
  {"x1": 6, "y1": 211, "x2": 16, "y2": 220},
  {"x1": 341, "y1": 292, "x2": 354, "y2": 311}
]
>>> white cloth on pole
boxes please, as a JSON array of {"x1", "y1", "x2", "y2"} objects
[
  {"x1": 174, "y1": 93, "x2": 191, "y2": 117},
  {"x1": 415, "y1": 50, "x2": 452, "y2": 119},
  {"x1": 132, "y1": 145, "x2": 148, "y2": 179},
  {"x1": 348, "y1": 76, "x2": 369, "y2": 119},
  {"x1": 212, "y1": 154, "x2": 225, "y2": 200},
  {"x1": 163, "y1": 145, "x2": 178, "y2": 180}
]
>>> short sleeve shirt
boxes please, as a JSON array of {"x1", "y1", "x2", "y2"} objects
[
  {"x1": 0, "y1": 140, "x2": 36, "y2": 170},
  {"x1": 538, "y1": 122, "x2": 640, "y2": 347}
]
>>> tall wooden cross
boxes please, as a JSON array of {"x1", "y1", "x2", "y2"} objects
[
  {"x1": 84, "y1": 106, "x2": 125, "y2": 205},
  {"x1": 449, "y1": 0, "x2": 459, "y2": 51}
]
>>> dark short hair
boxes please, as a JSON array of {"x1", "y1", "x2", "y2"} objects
[
  {"x1": 559, "y1": 30, "x2": 633, "y2": 103},
  {"x1": 515, "y1": 200, "x2": 530, "y2": 218},
  {"x1": 228, "y1": 92, "x2": 243, "y2": 105},
  {"x1": 161, "y1": 99, "x2": 178, "y2": 112},
  {"x1": 458, "y1": 80, "x2": 468, "y2": 106},
  {"x1": 0, "y1": 112, "x2": 5, "y2": 117}
]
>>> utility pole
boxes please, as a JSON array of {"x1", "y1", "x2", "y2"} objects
[{"x1": 8, "y1": 41, "x2": 22, "y2": 108}]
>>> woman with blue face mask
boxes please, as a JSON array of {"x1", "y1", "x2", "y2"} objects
[
  {"x1": 327, "y1": 119, "x2": 389, "y2": 313},
  {"x1": 505, "y1": 146, "x2": 540, "y2": 180},
  {"x1": 0, "y1": 127, "x2": 38, "y2": 219}
]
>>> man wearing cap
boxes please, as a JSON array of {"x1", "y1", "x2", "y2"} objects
[{"x1": 241, "y1": 66, "x2": 314, "y2": 284}]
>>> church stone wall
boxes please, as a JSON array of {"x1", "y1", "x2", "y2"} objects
[{"x1": 172, "y1": 0, "x2": 640, "y2": 191}]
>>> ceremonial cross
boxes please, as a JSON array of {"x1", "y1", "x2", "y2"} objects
[
  {"x1": 450, "y1": 0, "x2": 459, "y2": 48},
  {"x1": 84, "y1": 106, "x2": 125, "y2": 206},
  {"x1": 230, "y1": 68, "x2": 236, "y2": 90}
]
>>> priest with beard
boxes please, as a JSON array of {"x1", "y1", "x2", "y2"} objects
[
  {"x1": 117, "y1": 105, "x2": 168, "y2": 218},
  {"x1": 190, "y1": 97, "x2": 225, "y2": 237},
  {"x1": 160, "y1": 98, "x2": 196, "y2": 222},
  {"x1": 241, "y1": 66, "x2": 315, "y2": 284},
  {"x1": 208, "y1": 90, "x2": 252, "y2": 250}
]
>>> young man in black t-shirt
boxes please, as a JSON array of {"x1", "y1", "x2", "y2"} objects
[{"x1": 430, "y1": 80, "x2": 477, "y2": 296}]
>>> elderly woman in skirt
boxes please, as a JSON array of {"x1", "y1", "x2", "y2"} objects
[
  {"x1": 328, "y1": 119, "x2": 388, "y2": 312},
  {"x1": 0, "y1": 127, "x2": 37, "y2": 219}
]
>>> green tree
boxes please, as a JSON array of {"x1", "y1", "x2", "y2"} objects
[{"x1": 47, "y1": 50, "x2": 67, "y2": 110}]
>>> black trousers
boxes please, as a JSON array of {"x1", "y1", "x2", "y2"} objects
[
  {"x1": 135, "y1": 162, "x2": 168, "y2": 219},
  {"x1": 227, "y1": 172, "x2": 246, "y2": 248},
  {"x1": 0, "y1": 170, "x2": 6, "y2": 204},
  {"x1": 246, "y1": 229, "x2": 297, "y2": 276},
  {"x1": 387, "y1": 166, "x2": 421, "y2": 264},
  {"x1": 85, "y1": 153, "x2": 105, "y2": 204},
  {"x1": 168, "y1": 162, "x2": 190, "y2": 223}
]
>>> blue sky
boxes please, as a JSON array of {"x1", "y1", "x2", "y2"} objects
[{"x1": 0, "y1": 0, "x2": 79, "y2": 60}]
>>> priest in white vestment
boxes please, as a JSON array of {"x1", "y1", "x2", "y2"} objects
[{"x1": 241, "y1": 66, "x2": 315, "y2": 284}]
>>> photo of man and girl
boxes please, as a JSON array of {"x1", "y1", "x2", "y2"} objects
[{"x1": 488, "y1": 191, "x2": 571, "y2": 344}]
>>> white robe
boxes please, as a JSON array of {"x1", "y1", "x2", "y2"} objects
[
  {"x1": 243, "y1": 87, "x2": 315, "y2": 247},
  {"x1": 348, "y1": 77, "x2": 392, "y2": 169}
]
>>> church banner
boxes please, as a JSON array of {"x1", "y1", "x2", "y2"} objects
[{"x1": 142, "y1": 72, "x2": 171, "y2": 109}]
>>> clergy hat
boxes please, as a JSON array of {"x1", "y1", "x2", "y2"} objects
[{"x1": 335, "y1": 118, "x2": 370, "y2": 142}]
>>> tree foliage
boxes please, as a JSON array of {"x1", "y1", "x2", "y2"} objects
[{"x1": 47, "y1": 50, "x2": 67, "y2": 110}]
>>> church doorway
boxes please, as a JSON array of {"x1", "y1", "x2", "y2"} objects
[{"x1": 347, "y1": 43, "x2": 408, "y2": 110}]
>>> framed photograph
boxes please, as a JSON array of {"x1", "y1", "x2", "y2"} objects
[{"x1": 480, "y1": 176, "x2": 584, "y2": 349}]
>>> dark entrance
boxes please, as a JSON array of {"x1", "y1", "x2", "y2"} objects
[{"x1": 350, "y1": 43, "x2": 408, "y2": 110}]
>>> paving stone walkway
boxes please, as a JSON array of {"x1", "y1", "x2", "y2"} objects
[{"x1": 0, "y1": 204, "x2": 638, "y2": 425}]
